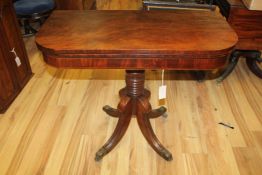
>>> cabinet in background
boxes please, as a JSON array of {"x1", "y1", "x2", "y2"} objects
[
  {"x1": 0, "y1": 0, "x2": 32, "y2": 113},
  {"x1": 216, "y1": 0, "x2": 262, "y2": 50}
]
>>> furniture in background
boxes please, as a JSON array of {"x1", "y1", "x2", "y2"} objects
[
  {"x1": 143, "y1": 0, "x2": 215, "y2": 10},
  {"x1": 55, "y1": 0, "x2": 96, "y2": 10},
  {"x1": 242, "y1": 0, "x2": 262, "y2": 10},
  {"x1": 143, "y1": 0, "x2": 262, "y2": 81},
  {"x1": 142, "y1": 0, "x2": 216, "y2": 81},
  {"x1": 36, "y1": 10, "x2": 237, "y2": 161},
  {"x1": 216, "y1": 0, "x2": 262, "y2": 82},
  {"x1": 0, "y1": 0, "x2": 32, "y2": 113},
  {"x1": 13, "y1": 0, "x2": 55, "y2": 37}
]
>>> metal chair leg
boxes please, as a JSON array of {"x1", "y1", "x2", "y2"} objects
[{"x1": 23, "y1": 19, "x2": 37, "y2": 37}]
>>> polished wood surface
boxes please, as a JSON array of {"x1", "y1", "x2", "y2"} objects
[
  {"x1": 215, "y1": 0, "x2": 262, "y2": 81},
  {"x1": 96, "y1": 0, "x2": 142, "y2": 9},
  {"x1": 0, "y1": 0, "x2": 260, "y2": 173},
  {"x1": 216, "y1": 0, "x2": 262, "y2": 50},
  {"x1": 36, "y1": 9, "x2": 238, "y2": 161},
  {"x1": 36, "y1": 10, "x2": 237, "y2": 69},
  {"x1": 0, "y1": 0, "x2": 32, "y2": 113},
  {"x1": 0, "y1": 36, "x2": 262, "y2": 174},
  {"x1": 95, "y1": 70, "x2": 173, "y2": 161},
  {"x1": 55, "y1": 0, "x2": 96, "y2": 10}
]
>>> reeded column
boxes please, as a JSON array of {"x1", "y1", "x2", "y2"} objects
[
  {"x1": 125, "y1": 70, "x2": 145, "y2": 98},
  {"x1": 96, "y1": 69, "x2": 172, "y2": 161}
]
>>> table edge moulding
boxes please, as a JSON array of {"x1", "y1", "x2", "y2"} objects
[{"x1": 36, "y1": 10, "x2": 238, "y2": 161}]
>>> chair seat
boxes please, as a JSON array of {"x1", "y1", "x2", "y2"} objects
[{"x1": 14, "y1": 0, "x2": 54, "y2": 15}]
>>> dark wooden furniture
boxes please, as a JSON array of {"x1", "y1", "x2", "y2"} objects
[
  {"x1": 142, "y1": 0, "x2": 216, "y2": 82},
  {"x1": 143, "y1": 0, "x2": 216, "y2": 11},
  {"x1": 0, "y1": 0, "x2": 32, "y2": 113},
  {"x1": 55, "y1": 0, "x2": 96, "y2": 10},
  {"x1": 36, "y1": 10, "x2": 237, "y2": 161},
  {"x1": 215, "y1": 0, "x2": 262, "y2": 81}
]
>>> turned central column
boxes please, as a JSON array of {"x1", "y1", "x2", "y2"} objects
[
  {"x1": 125, "y1": 70, "x2": 145, "y2": 98},
  {"x1": 95, "y1": 69, "x2": 172, "y2": 161}
]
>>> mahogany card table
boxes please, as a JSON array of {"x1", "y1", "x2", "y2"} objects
[{"x1": 36, "y1": 10, "x2": 237, "y2": 161}]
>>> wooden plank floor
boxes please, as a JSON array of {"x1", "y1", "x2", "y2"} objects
[{"x1": 1, "y1": 1, "x2": 262, "y2": 174}]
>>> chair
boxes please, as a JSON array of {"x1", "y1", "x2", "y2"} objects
[{"x1": 13, "y1": 0, "x2": 55, "y2": 37}]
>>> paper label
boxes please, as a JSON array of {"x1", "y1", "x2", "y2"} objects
[
  {"x1": 15, "y1": 56, "x2": 21, "y2": 67},
  {"x1": 159, "y1": 85, "x2": 167, "y2": 100}
]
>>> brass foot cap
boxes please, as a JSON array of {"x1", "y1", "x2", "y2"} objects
[{"x1": 95, "y1": 147, "x2": 107, "y2": 162}]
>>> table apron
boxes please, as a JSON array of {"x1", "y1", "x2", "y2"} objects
[{"x1": 42, "y1": 53, "x2": 229, "y2": 70}]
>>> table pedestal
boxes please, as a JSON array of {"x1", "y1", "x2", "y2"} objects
[{"x1": 95, "y1": 70, "x2": 173, "y2": 161}]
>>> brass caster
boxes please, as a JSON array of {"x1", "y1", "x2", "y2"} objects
[
  {"x1": 95, "y1": 147, "x2": 108, "y2": 161},
  {"x1": 103, "y1": 105, "x2": 121, "y2": 118},
  {"x1": 160, "y1": 148, "x2": 173, "y2": 161}
]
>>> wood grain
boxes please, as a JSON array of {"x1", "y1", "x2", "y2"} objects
[
  {"x1": 55, "y1": 0, "x2": 96, "y2": 10},
  {"x1": 35, "y1": 8, "x2": 238, "y2": 160},
  {"x1": 96, "y1": 0, "x2": 142, "y2": 10},
  {"x1": 36, "y1": 10, "x2": 237, "y2": 69},
  {"x1": 0, "y1": 31, "x2": 262, "y2": 175},
  {"x1": 0, "y1": 0, "x2": 32, "y2": 113},
  {"x1": 216, "y1": 0, "x2": 262, "y2": 50},
  {"x1": 0, "y1": 1, "x2": 261, "y2": 174}
]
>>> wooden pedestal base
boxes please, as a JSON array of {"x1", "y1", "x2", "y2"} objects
[
  {"x1": 95, "y1": 70, "x2": 173, "y2": 161},
  {"x1": 217, "y1": 50, "x2": 262, "y2": 83}
]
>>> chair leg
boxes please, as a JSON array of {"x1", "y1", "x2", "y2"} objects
[
  {"x1": 38, "y1": 16, "x2": 47, "y2": 26},
  {"x1": 23, "y1": 19, "x2": 31, "y2": 35},
  {"x1": 18, "y1": 19, "x2": 23, "y2": 27},
  {"x1": 23, "y1": 19, "x2": 37, "y2": 37}
]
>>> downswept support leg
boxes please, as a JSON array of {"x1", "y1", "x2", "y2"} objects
[
  {"x1": 216, "y1": 50, "x2": 241, "y2": 83},
  {"x1": 217, "y1": 50, "x2": 262, "y2": 83},
  {"x1": 246, "y1": 51, "x2": 262, "y2": 79},
  {"x1": 136, "y1": 97, "x2": 173, "y2": 161},
  {"x1": 95, "y1": 96, "x2": 132, "y2": 161},
  {"x1": 95, "y1": 70, "x2": 172, "y2": 161}
]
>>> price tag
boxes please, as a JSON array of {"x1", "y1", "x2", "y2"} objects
[
  {"x1": 159, "y1": 85, "x2": 167, "y2": 100},
  {"x1": 159, "y1": 70, "x2": 167, "y2": 100},
  {"x1": 15, "y1": 56, "x2": 21, "y2": 67}
]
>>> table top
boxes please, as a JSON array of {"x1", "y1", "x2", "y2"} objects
[{"x1": 36, "y1": 10, "x2": 238, "y2": 70}]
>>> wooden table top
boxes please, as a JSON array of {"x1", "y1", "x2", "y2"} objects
[{"x1": 36, "y1": 10, "x2": 238, "y2": 70}]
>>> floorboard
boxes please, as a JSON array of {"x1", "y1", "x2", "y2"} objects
[{"x1": 0, "y1": 1, "x2": 261, "y2": 174}]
